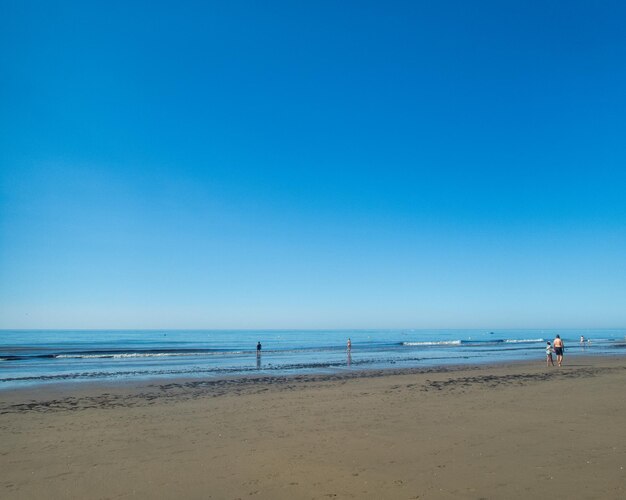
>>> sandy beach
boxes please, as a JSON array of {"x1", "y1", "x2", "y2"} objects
[{"x1": 1, "y1": 356, "x2": 625, "y2": 499}]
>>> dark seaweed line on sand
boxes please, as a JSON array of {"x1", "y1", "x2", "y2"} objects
[
  {"x1": 420, "y1": 366, "x2": 623, "y2": 391},
  {"x1": 1, "y1": 365, "x2": 623, "y2": 415}
]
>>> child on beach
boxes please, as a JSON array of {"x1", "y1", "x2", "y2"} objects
[{"x1": 546, "y1": 341, "x2": 555, "y2": 367}]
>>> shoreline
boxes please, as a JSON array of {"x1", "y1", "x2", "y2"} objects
[
  {"x1": 3, "y1": 355, "x2": 625, "y2": 499},
  {"x1": 1, "y1": 354, "x2": 623, "y2": 413},
  {"x1": 3, "y1": 329, "x2": 623, "y2": 396}
]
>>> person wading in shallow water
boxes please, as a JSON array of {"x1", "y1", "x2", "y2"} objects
[
  {"x1": 256, "y1": 341, "x2": 262, "y2": 356},
  {"x1": 553, "y1": 335, "x2": 564, "y2": 367}
]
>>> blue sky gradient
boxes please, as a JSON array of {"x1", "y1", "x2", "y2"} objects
[{"x1": 1, "y1": 1, "x2": 625, "y2": 328}]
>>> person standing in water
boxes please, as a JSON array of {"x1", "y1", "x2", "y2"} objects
[
  {"x1": 347, "y1": 338, "x2": 352, "y2": 352},
  {"x1": 256, "y1": 341, "x2": 262, "y2": 356},
  {"x1": 553, "y1": 335, "x2": 564, "y2": 367}
]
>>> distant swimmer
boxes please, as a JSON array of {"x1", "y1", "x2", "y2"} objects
[
  {"x1": 580, "y1": 335, "x2": 585, "y2": 344},
  {"x1": 553, "y1": 335, "x2": 564, "y2": 367}
]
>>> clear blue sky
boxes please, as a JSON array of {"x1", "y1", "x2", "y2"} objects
[{"x1": 1, "y1": 1, "x2": 625, "y2": 329}]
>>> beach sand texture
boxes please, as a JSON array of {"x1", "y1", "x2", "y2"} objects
[{"x1": 1, "y1": 357, "x2": 625, "y2": 499}]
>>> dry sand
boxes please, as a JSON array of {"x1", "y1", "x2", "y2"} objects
[{"x1": 1, "y1": 356, "x2": 625, "y2": 499}]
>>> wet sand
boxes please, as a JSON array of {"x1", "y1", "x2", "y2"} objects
[{"x1": 1, "y1": 356, "x2": 625, "y2": 499}]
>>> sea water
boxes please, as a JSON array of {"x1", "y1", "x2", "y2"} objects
[{"x1": 1, "y1": 329, "x2": 625, "y2": 390}]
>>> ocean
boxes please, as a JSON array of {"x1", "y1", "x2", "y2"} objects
[{"x1": 1, "y1": 329, "x2": 625, "y2": 390}]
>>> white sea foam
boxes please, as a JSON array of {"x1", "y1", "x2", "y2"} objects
[
  {"x1": 403, "y1": 340, "x2": 462, "y2": 346},
  {"x1": 54, "y1": 352, "x2": 243, "y2": 359},
  {"x1": 503, "y1": 338, "x2": 544, "y2": 343}
]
